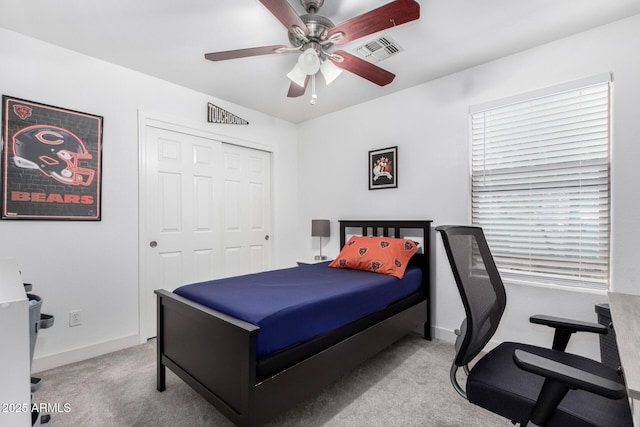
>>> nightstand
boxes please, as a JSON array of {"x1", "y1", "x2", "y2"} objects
[{"x1": 296, "y1": 259, "x2": 331, "y2": 266}]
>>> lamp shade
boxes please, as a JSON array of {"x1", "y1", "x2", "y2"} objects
[
  {"x1": 320, "y1": 59, "x2": 343, "y2": 85},
  {"x1": 311, "y1": 219, "x2": 330, "y2": 237},
  {"x1": 298, "y1": 48, "x2": 321, "y2": 75},
  {"x1": 286, "y1": 64, "x2": 308, "y2": 87}
]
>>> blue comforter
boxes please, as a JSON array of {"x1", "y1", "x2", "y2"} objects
[{"x1": 174, "y1": 262, "x2": 423, "y2": 357}]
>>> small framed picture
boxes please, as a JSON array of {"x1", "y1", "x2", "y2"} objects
[{"x1": 368, "y1": 146, "x2": 397, "y2": 190}]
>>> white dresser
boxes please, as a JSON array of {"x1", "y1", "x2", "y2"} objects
[{"x1": 0, "y1": 258, "x2": 31, "y2": 426}]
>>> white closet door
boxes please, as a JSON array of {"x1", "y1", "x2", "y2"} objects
[
  {"x1": 139, "y1": 122, "x2": 272, "y2": 340},
  {"x1": 221, "y1": 143, "x2": 272, "y2": 277}
]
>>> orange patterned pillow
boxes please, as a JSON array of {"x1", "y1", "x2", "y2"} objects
[{"x1": 328, "y1": 236, "x2": 418, "y2": 279}]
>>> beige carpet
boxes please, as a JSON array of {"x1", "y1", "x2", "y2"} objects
[{"x1": 34, "y1": 334, "x2": 510, "y2": 426}]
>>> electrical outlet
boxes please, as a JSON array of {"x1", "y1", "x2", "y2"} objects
[{"x1": 69, "y1": 310, "x2": 81, "y2": 327}]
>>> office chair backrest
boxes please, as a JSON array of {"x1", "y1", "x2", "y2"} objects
[{"x1": 436, "y1": 226, "x2": 506, "y2": 367}]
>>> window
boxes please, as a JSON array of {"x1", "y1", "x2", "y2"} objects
[{"x1": 470, "y1": 75, "x2": 611, "y2": 291}]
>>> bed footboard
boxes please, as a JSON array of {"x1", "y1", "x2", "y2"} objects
[
  {"x1": 156, "y1": 289, "x2": 259, "y2": 426},
  {"x1": 253, "y1": 300, "x2": 427, "y2": 424}
]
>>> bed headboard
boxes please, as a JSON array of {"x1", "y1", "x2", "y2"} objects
[
  {"x1": 338, "y1": 219, "x2": 432, "y2": 295},
  {"x1": 338, "y1": 219, "x2": 432, "y2": 250}
]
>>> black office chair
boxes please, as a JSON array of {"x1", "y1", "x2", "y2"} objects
[{"x1": 436, "y1": 225, "x2": 632, "y2": 427}]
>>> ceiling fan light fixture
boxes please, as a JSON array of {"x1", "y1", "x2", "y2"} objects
[
  {"x1": 286, "y1": 63, "x2": 308, "y2": 87},
  {"x1": 298, "y1": 48, "x2": 321, "y2": 75},
  {"x1": 320, "y1": 59, "x2": 342, "y2": 85},
  {"x1": 287, "y1": 47, "x2": 321, "y2": 87}
]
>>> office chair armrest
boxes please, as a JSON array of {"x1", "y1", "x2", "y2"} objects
[
  {"x1": 530, "y1": 314, "x2": 607, "y2": 334},
  {"x1": 513, "y1": 349, "x2": 627, "y2": 400},
  {"x1": 530, "y1": 314, "x2": 608, "y2": 351}
]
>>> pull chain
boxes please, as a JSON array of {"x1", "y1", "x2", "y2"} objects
[{"x1": 310, "y1": 74, "x2": 317, "y2": 105}]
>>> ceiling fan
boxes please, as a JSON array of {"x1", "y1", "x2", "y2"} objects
[{"x1": 204, "y1": 0, "x2": 420, "y2": 103}]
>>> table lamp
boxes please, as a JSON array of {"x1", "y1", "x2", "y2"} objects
[{"x1": 311, "y1": 219, "x2": 330, "y2": 260}]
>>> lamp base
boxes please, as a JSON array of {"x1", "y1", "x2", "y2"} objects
[{"x1": 314, "y1": 255, "x2": 327, "y2": 261}]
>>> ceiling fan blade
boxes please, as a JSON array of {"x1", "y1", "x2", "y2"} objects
[
  {"x1": 327, "y1": 0, "x2": 420, "y2": 45},
  {"x1": 331, "y1": 51, "x2": 395, "y2": 86},
  {"x1": 204, "y1": 45, "x2": 290, "y2": 61},
  {"x1": 287, "y1": 76, "x2": 309, "y2": 97},
  {"x1": 259, "y1": 0, "x2": 309, "y2": 36}
]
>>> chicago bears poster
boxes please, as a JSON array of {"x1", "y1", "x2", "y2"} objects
[{"x1": 1, "y1": 96, "x2": 102, "y2": 220}]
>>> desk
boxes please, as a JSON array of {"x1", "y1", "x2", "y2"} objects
[{"x1": 608, "y1": 292, "x2": 640, "y2": 426}]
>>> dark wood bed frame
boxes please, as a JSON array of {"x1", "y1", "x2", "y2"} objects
[{"x1": 156, "y1": 219, "x2": 432, "y2": 426}]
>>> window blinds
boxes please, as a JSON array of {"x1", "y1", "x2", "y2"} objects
[{"x1": 470, "y1": 79, "x2": 610, "y2": 291}]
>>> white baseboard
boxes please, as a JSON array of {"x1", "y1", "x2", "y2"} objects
[
  {"x1": 31, "y1": 334, "x2": 140, "y2": 373},
  {"x1": 432, "y1": 326, "x2": 457, "y2": 344}
]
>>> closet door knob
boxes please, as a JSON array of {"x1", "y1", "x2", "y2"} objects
[
  {"x1": 150, "y1": 241, "x2": 158, "y2": 248},
  {"x1": 265, "y1": 235, "x2": 270, "y2": 241}
]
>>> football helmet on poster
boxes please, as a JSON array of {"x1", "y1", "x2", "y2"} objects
[{"x1": 12, "y1": 125, "x2": 95, "y2": 186}]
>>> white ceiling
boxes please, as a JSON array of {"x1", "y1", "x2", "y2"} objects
[{"x1": 1, "y1": 0, "x2": 639, "y2": 123}]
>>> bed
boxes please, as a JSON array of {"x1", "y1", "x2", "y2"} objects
[{"x1": 155, "y1": 219, "x2": 432, "y2": 426}]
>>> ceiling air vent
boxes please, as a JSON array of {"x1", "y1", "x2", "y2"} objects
[{"x1": 353, "y1": 35, "x2": 403, "y2": 63}]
